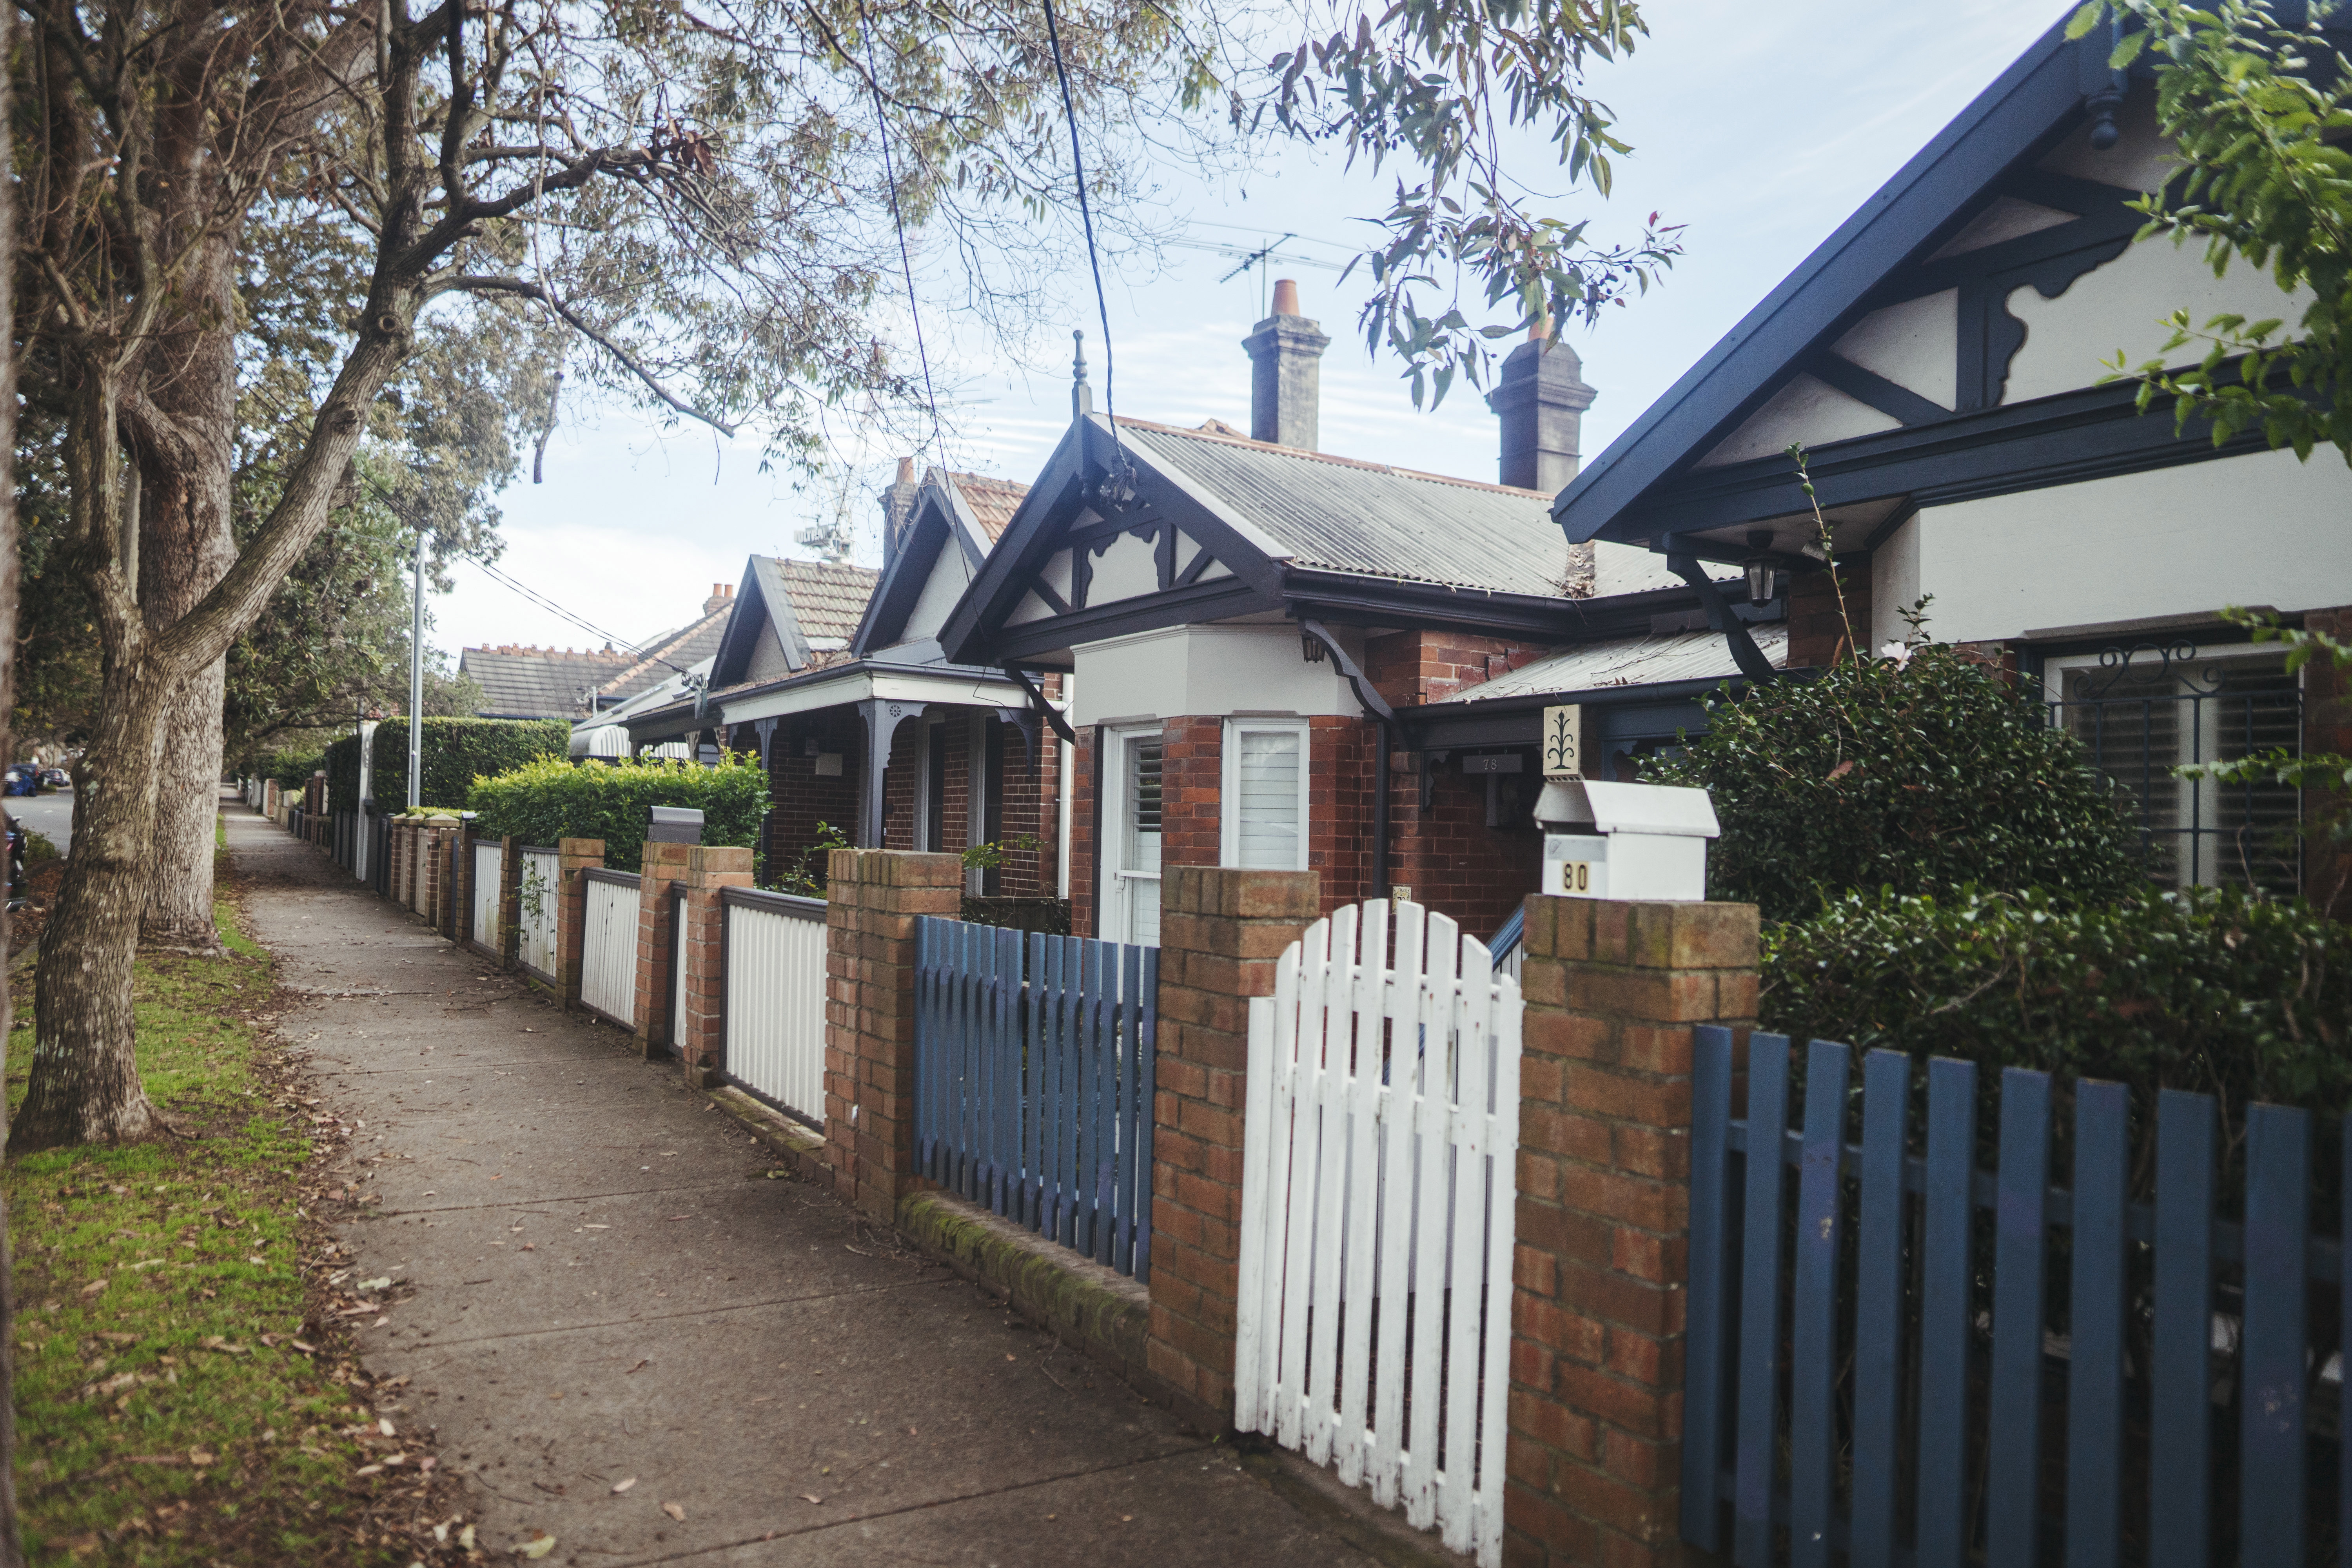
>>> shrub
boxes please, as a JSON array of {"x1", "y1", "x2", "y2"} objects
[
  {"x1": 1762, "y1": 885, "x2": 2351, "y2": 1115},
  {"x1": 370, "y1": 718, "x2": 571, "y2": 809},
  {"x1": 324, "y1": 733, "x2": 362, "y2": 813},
  {"x1": 256, "y1": 748, "x2": 324, "y2": 789},
  {"x1": 1644, "y1": 643, "x2": 2145, "y2": 921},
  {"x1": 467, "y1": 754, "x2": 768, "y2": 872}
]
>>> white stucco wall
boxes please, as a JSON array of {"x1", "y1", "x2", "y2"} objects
[
  {"x1": 1833, "y1": 289, "x2": 1958, "y2": 408},
  {"x1": 1697, "y1": 372, "x2": 1900, "y2": 468},
  {"x1": 1071, "y1": 622, "x2": 1366, "y2": 726},
  {"x1": 1898, "y1": 449, "x2": 2352, "y2": 645},
  {"x1": 900, "y1": 547, "x2": 975, "y2": 644}
]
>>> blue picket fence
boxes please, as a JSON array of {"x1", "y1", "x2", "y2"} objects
[
  {"x1": 1685, "y1": 1025, "x2": 2345, "y2": 1567},
  {"x1": 912, "y1": 918, "x2": 1157, "y2": 1280}
]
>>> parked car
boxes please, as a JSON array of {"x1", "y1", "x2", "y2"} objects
[
  {"x1": 2, "y1": 765, "x2": 36, "y2": 797},
  {"x1": 4, "y1": 813, "x2": 25, "y2": 910},
  {"x1": 39, "y1": 768, "x2": 68, "y2": 791}
]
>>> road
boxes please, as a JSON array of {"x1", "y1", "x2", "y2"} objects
[{"x1": 9, "y1": 789, "x2": 73, "y2": 856}]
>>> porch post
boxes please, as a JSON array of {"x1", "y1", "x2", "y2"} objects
[
  {"x1": 1506, "y1": 895, "x2": 1758, "y2": 1568},
  {"x1": 856, "y1": 699, "x2": 924, "y2": 848}
]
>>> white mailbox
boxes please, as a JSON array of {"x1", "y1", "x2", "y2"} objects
[{"x1": 1533, "y1": 779, "x2": 1720, "y2": 902}]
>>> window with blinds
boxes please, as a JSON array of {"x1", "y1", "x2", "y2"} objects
[
  {"x1": 2050, "y1": 649, "x2": 2301, "y2": 895},
  {"x1": 1223, "y1": 721, "x2": 1308, "y2": 871},
  {"x1": 1116, "y1": 734, "x2": 1163, "y2": 947}
]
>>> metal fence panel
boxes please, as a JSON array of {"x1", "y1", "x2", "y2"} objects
[
  {"x1": 579, "y1": 870, "x2": 641, "y2": 1027},
  {"x1": 720, "y1": 887, "x2": 826, "y2": 1124},
  {"x1": 517, "y1": 847, "x2": 558, "y2": 982}
]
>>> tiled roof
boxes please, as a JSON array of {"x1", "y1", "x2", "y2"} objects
[
  {"x1": 461, "y1": 644, "x2": 636, "y2": 720},
  {"x1": 772, "y1": 559, "x2": 880, "y2": 642},
  {"x1": 933, "y1": 470, "x2": 1028, "y2": 540},
  {"x1": 595, "y1": 606, "x2": 731, "y2": 703},
  {"x1": 1114, "y1": 417, "x2": 1586, "y2": 599}
]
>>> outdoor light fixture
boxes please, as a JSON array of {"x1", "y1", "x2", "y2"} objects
[
  {"x1": 1301, "y1": 630, "x2": 1326, "y2": 664},
  {"x1": 1742, "y1": 530, "x2": 1780, "y2": 606}
]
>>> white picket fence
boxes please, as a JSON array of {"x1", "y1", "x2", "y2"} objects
[
  {"x1": 471, "y1": 840, "x2": 503, "y2": 954},
  {"x1": 720, "y1": 888, "x2": 828, "y2": 1124},
  {"x1": 1234, "y1": 898, "x2": 1522, "y2": 1568},
  {"x1": 518, "y1": 847, "x2": 559, "y2": 980},
  {"x1": 580, "y1": 872, "x2": 642, "y2": 1025}
]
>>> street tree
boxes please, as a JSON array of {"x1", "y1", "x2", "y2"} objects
[{"x1": 9, "y1": 0, "x2": 1203, "y2": 1149}]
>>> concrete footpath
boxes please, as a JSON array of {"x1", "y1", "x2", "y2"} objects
[{"x1": 226, "y1": 810, "x2": 1396, "y2": 1567}]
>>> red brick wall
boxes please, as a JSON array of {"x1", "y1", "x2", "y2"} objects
[
  {"x1": 764, "y1": 709, "x2": 865, "y2": 890},
  {"x1": 1387, "y1": 750, "x2": 1544, "y2": 945},
  {"x1": 1365, "y1": 628, "x2": 1557, "y2": 708},
  {"x1": 1786, "y1": 564, "x2": 1870, "y2": 669}
]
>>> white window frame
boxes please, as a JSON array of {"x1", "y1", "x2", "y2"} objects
[
  {"x1": 1102, "y1": 722, "x2": 1163, "y2": 946},
  {"x1": 1219, "y1": 717, "x2": 1312, "y2": 872}
]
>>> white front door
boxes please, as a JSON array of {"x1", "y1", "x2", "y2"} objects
[{"x1": 1104, "y1": 725, "x2": 1163, "y2": 946}]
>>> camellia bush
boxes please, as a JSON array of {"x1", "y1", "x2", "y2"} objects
[
  {"x1": 1646, "y1": 642, "x2": 2146, "y2": 921},
  {"x1": 322, "y1": 719, "x2": 569, "y2": 812},
  {"x1": 1764, "y1": 884, "x2": 2351, "y2": 1119},
  {"x1": 467, "y1": 754, "x2": 768, "y2": 873}
]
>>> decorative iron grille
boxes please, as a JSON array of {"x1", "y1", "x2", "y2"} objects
[{"x1": 2047, "y1": 641, "x2": 2302, "y2": 896}]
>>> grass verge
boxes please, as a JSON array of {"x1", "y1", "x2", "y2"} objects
[{"x1": 8, "y1": 857, "x2": 474, "y2": 1564}]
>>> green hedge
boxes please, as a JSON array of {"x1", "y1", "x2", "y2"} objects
[
  {"x1": 257, "y1": 748, "x2": 325, "y2": 789},
  {"x1": 466, "y1": 754, "x2": 768, "y2": 873},
  {"x1": 368, "y1": 719, "x2": 571, "y2": 811},
  {"x1": 1646, "y1": 644, "x2": 2145, "y2": 920},
  {"x1": 1762, "y1": 885, "x2": 2351, "y2": 1114},
  {"x1": 324, "y1": 733, "x2": 362, "y2": 813}
]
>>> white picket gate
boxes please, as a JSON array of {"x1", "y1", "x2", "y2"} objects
[
  {"x1": 720, "y1": 888, "x2": 828, "y2": 1124},
  {"x1": 1234, "y1": 898, "x2": 1521, "y2": 1567},
  {"x1": 518, "y1": 847, "x2": 559, "y2": 981},
  {"x1": 471, "y1": 840, "x2": 503, "y2": 955},
  {"x1": 579, "y1": 872, "x2": 642, "y2": 1025}
]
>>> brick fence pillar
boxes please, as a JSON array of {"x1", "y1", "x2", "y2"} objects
[
  {"x1": 1145, "y1": 865, "x2": 1319, "y2": 1434},
  {"x1": 419, "y1": 825, "x2": 444, "y2": 924},
  {"x1": 557, "y1": 838, "x2": 606, "y2": 1012},
  {"x1": 634, "y1": 842, "x2": 693, "y2": 1058},
  {"x1": 678, "y1": 845, "x2": 755, "y2": 1090},
  {"x1": 1506, "y1": 895, "x2": 1758, "y2": 1568},
  {"x1": 498, "y1": 836, "x2": 523, "y2": 971},
  {"x1": 821, "y1": 848, "x2": 962, "y2": 1223}
]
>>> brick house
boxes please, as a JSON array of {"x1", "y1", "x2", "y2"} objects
[
  {"x1": 1550, "y1": 13, "x2": 2352, "y2": 907},
  {"x1": 937, "y1": 284, "x2": 1786, "y2": 946},
  {"x1": 622, "y1": 468, "x2": 1067, "y2": 898}
]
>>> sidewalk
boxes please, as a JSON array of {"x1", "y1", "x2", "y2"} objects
[{"x1": 225, "y1": 810, "x2": 1388, "y2": 1566}]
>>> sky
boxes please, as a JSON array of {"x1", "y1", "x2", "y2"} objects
[{"x1": 427, "y1": 0, "x2": 2069, "y2": 663}]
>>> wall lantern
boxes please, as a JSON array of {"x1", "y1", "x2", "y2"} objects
[{"x1": 1742, "y1": 530, "x2": 1781, "y2": 606}]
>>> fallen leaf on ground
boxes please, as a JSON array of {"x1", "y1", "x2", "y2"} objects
[
  {"x1": 79, "y1": 1279, "x2": 107, "y2": 1296},
  {"x1": 354, "y1": 1464, "x2": 383, "y2": 1477},
  {"x1": 611, "y1": 1477, "x2": 637, "y2": 1494},
  {"x1": 357, "y1": 1277, "x2": 392, "y2": 1292},
  {"x1": 516, "y1": 1532, "x2": 556, "y2": 1559},
  {"x1": 624, "y1": 1359, "x2": 649, "y2": 1374},
  {"x1": 379, "y1": 1418, "x2": 396, "y2": 1436},
  {"x1": 98, "y1": 1332, "x2": 136, "y2": 1345},
  {"x1": 799, "y1": 1494, "x2": 821, "y2": 1505},
  {"x1": 661, "y1": 1502, "x2": 686, "y2": 1523},
  {"x1": 187, "y1": 1450, "x2": 216, "y2": 1466}
]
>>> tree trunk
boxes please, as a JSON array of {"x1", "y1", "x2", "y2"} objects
[
  {"x1": 16, "y1": 656, "x2": 170, "y2": 1150},
  {"x1": 130, "y1": 189, "x2": 238, "y2": 949},
  {"x1": 0, "y1": 11, "x2": 28, "y2": 1551}
]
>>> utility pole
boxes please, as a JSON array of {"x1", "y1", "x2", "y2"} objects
[{"x1": 408, "y1": 529, "x2": 425, "y2": 810}]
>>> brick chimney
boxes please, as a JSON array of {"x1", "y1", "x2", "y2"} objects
[
  {"x1": 702, "y1": 582, "x2": 735, "y2": 617},
  {"x1": 1241, "y1": 279, "x2": 1331, "y2": 450},
  {"x1": 1486, "y1": 319, "x2": 1596, "y2": 492},
  {"x1": 881, "y1": 456, "x2": 922, "y2": 572}
]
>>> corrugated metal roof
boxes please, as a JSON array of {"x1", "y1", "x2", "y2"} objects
[
  {"x1": 1430, "y1": 624, "x2": 1791, "y2": 704},
  {"x1": 1118, "y1": 420, "x2": 1581, "y2": 597},
  {"x1": 772, "y1": 559, "x2": 879, "y2": 642}
]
